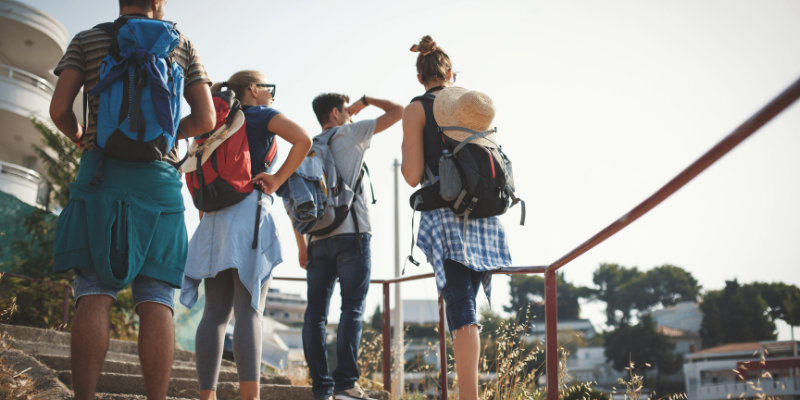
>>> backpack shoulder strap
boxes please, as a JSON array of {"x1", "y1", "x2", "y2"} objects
[
  {"x1": 410, "y1": 93, "x2": 436, "y2": 105},
  {"x1": 94, "y1": 22, "x2": 114, "y2": 35},
  {"x1": 93, "y1": 20, "x2": 123, "y2": 60}
]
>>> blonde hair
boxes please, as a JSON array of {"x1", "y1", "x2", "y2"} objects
[{"x1": 209, "y1": 70, "x2": 265, "y2": 99}]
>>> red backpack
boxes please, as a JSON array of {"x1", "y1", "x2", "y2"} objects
[{"x1": 183, "y1": 91, "x2": 277, "y2": 212}]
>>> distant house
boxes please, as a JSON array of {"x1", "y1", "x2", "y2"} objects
[
  {"x1": 526, "y1": 319, "x2": 597, "y2": 342},
  {"x1": 264, "y1": 288, "x2": 307, "y2": 325},
  {"x1": 683, "y1": 340, "x2": 800, "y2": 400},
  {"x1": 649, "y1": 301, "x2": 702, "y2": 335},
  {"x1": 643, "y1": 302, "x2": 703, "y2": 388},
  {"x1": 566, "y1": 346, "x2": 624, "y2": 386}
]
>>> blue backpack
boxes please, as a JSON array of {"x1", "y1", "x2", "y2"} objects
[{"x1": 87, "y1": 17, "x2": 185, "y2": 175}]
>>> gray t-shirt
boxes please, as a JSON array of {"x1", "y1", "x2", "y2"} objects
[{"x1": 310, "y1": 119, "x2": 377, "y2": 241}]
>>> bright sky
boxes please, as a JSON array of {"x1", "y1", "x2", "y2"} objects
[{"x1": 29, "y1": 0, "x2": 800, "y2": 340}]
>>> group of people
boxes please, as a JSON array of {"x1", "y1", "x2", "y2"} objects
[{"x1": 47, "y1": 1, "x2": 512, "y2": 400}]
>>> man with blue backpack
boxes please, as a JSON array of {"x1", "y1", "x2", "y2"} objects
[
  {"x1": 48, "y1": 0, "x2": 214, "y2": 399},
  {"x1": 296, "y1": 94, "x2": 402, "y2": 400}
]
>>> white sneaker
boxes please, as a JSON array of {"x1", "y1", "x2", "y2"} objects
[{"x1": 334, "y1": 383, "x2": 376, "y2": 400}]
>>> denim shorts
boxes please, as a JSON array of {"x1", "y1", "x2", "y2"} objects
[
  {"x1": 73, "y1": 268, "x2": 175, "y2": 314},
  {"x1": 441, "y1": 259, "x2": 483, "y2": 337}
]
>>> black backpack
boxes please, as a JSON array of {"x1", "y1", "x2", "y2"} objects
[{"x1": 408, "y1": 93, "x2": 525, "y2": 243}]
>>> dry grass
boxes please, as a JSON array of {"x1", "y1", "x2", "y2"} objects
[
  {"x1": 0, "y1": 277, "x2": 39, "y2": 400},
  {"x1": 276, "y1": 309, "x2": 688, "y2": 400}
]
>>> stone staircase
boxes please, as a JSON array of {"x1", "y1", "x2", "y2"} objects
[{"x1": 1, "y1": 324, "x2": 389, "y2": 400}]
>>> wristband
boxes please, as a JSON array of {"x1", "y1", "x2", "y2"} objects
[{"x1": 361, "y1": 95, "x2": 368, "y2": 106}]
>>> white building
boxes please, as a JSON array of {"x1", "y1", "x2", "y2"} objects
[
  {"x1": 0, "y1": 0, "x2": 80, "y2": 207},
  {"x1": 683, "y1": 341, "x2": 800, "y2": 400},
  {"x1": 650, "y1": 301, "x2": 703, "y2": 335},
  {"x1": 526, "y1": 319, "x2": 597, "y2": 342},
  {"x1": 264, "y1": 288, "x2": 307, "y2": 325},
  {"x1": 566, "y1": 346, "x2": 623, "y2": 385}
]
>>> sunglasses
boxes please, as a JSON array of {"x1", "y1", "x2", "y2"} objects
[{"x1": 253, "y1": 83, "x2": 276, "y2": 98}]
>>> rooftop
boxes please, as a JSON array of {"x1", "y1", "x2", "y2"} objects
[
  {"x1": 656, "y1": 324, "x2": 698, "y2": 337},
  {"x1": 696, "y1": 342, "x2": 761, "y2": 355}
]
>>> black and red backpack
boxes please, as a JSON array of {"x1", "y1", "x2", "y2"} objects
[{"x1": 184, "y1": 90, "x2": 277, "y2": 212}]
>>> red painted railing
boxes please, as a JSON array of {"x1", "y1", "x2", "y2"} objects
[
  {"x1": 0, "y1": 271, "x2": 74, "y2": 331},
  {"x1": 273, "y1": 72, "x2": 800, "y2": 399}
]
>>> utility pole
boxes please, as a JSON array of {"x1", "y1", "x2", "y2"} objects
[{"x1": 392, "y1": 159, "x2": 404, "y2": 398}]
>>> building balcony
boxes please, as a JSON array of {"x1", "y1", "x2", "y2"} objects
[
  {"x1": 0, "y1": 64, "x2": 55, "y2": 170},
  {"x1": 0, "y1": 0, "x2": 68, "y2": 81},
  {"x1": 0, "y1": 161, "x2": 46, "y2": 207},
  {"x1": 694, "y1": 379, "x2": 798, "y2": 400}
]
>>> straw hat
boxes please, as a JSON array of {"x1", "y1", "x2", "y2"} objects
[
  {"x1": 433, "y1": 86, "x2": 498, "y2": 148},
  {"x1": 180, "y1": 109, "x2": 245, "y2": 174}
]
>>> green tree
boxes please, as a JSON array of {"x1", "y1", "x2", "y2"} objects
[
  {"x1": 29, "y1": 117, "x2": 81, "y2": 209},
  {"x1": 592, "y1": 263, "x2": 642, "y2": 326},
  {"x1": 505, "y1": 272, "x2": 591, "y2": 323},
  {"x1": 643, "y1": 264, "x2": 701, "y2": 307},
  {"x1": 750, "y1": 282, "x2": 800, "y2": 329},
  {"x1": 699, "y1": 280, "x2": 776, "y2": 347},
  {"x1": 370, "y1": 305, "x2": 382, "y2": 333},
  {"x1": 592, "y1": 263, "x2": 700, "y2": 327},
  {"x1": 603, "y1": 315, "x2": 683, "y2": 391}
]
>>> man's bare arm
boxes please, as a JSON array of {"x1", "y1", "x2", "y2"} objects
[
  {"x1": 348, "y1": 96, "x2": 404, "y2": 134},
  {"x1": 179, "y1": 83, "x2": 215, "y2": 137},
  {"x1": 49, "y1": 69, "x2": 84, "y2": 141}
]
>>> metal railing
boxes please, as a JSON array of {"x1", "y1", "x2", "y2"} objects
[
  {"x1": 0, "y1": 64, "x2": 55, "y2": 96},
  {"x1": 273, "y1": 73, "x2": 800, "y2": 400},
  {"x1": 0, "y1": 271, "x2": 73, "y2": 331}
]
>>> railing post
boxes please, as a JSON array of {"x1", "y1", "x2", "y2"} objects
[
  {"x1": 61, "y1": 286, "x2": 70, "y2": 332},
  {"x1": 383, "y1": 282, "x2": 392, "y2": 394},
  {"x1": 438, "y1": 293, "x2": 448, "y2": 400},
  {"x1": 545, "y1": 270, "x2": 558, "y2": 400}
]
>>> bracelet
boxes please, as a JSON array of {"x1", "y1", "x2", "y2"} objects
[{"x1": 361, "y1": 95, "x2": 368, "y2": 106}]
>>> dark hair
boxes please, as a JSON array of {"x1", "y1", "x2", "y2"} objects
[
  {"x1": 119, "y1": 0, "x2": 152, "y2": 10},
  {"x1": 312, "y1": 93, "x2": 350, "y2": 126},
  {"x1": 413, "y1": 35, "x2": 452, "y2": 84}
]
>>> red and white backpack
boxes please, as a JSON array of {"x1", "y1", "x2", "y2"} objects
[{"x1": 182, "y1": 90, "x2": 277, "y2": 212}]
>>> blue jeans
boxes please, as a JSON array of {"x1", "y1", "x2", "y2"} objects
[
  {"x1": 73, "y1": 267, "x2": 175, "y2": 314},
  {"x1": 441, "y1": 259, "x2": 483, "y2": 337},
  {"x1": 302, "y1": 233, "x2": 371, "y2": 398}
]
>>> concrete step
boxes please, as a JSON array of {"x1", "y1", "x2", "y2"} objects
[
  {"x1": 2, "y1": 323, "x2": 196, "y2": 362},
  {"x1": 208, "y1": 382, "x2": 390, "y2": 400},
  {"x1": 12, "y1": 339, "x2": 204, "y2": 372},
  {"x1": 81, "y1": 394, "x2": 195, "y2": 400},
  {"x1": 57, "y1": 371, "x2": 293, "y2": 396},
  {"x1": 35, "y1": 354, "x2": 241, "y2": 381}
]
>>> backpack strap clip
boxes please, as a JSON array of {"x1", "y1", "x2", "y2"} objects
[{"x1": 440, "y1": 127, "x2": 498, "y2": 154}]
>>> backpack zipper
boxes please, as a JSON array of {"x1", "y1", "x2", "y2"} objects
[
  {"x1": 484, "y1": 147, "x2": 496, "y2": 178},
  {"x1": 127, "y1": 67, "x2": 134, "y2": 125}
]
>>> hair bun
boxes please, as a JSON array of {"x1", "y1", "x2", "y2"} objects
[{"x1": 410, "y1": 36, "x2": 438, "y2": 56}]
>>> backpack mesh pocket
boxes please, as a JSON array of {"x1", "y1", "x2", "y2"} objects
[{"x1": 439, "y1": 149, "x2": 462, "y2": 201}]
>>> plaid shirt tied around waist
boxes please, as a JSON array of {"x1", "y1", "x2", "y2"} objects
[{"x1": 415, "y1": 207, "x2": 512, "y2": 306}]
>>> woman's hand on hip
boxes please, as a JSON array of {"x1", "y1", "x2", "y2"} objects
[{"x1": 253, "y1": 173, "x2": 281, "y2": 194}]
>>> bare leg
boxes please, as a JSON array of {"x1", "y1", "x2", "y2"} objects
[
  {"x1": 71, "y1": 295, "x2": 114, "y2": 400},
  {"x1": 138, "y1": 302, "x2": 175, "y2": 400},
  {"x1": 240, "y1": 381, "x2": 260, "y2": 400},
  {"x1": 200, "y1": 390, "x2": 217, "y2": 400},
  {"x1": 452, "y1": 324, "x2": 480, "y2": 400}
]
